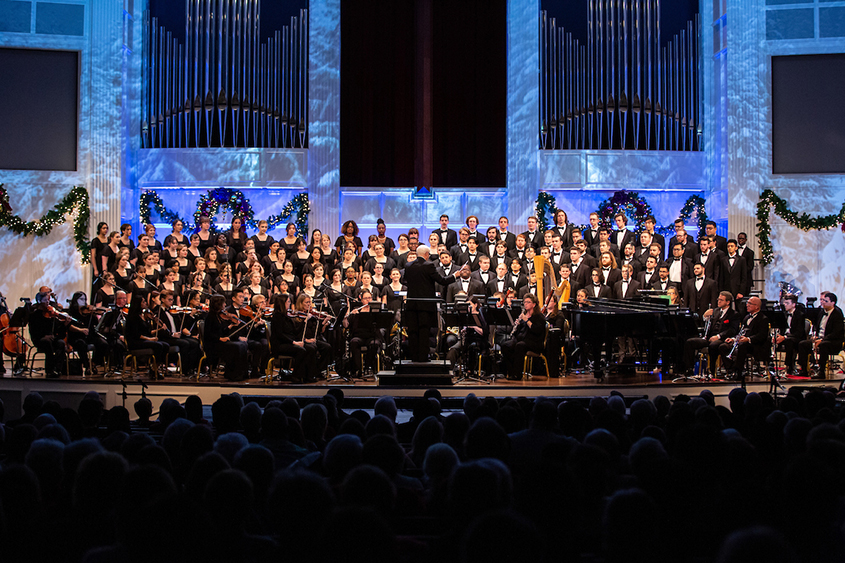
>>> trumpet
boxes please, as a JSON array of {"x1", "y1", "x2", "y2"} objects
[
  {"x1": 726, "y1": 327, "x2": 747, "y2": 361},
  {"x1": 702, "y1": 313, "x2": 713, "y2": 338}
]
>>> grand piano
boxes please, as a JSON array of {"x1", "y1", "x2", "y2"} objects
[{"x1": 565, "y1": 295, "x2": 699, "y2": 379}]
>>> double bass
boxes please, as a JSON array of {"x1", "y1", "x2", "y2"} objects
[{"x1": 0, "y1": 295, "x2": 27, "y2": 357}]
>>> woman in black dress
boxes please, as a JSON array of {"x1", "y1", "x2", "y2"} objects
[
  {"x1": 269, "y1": 292, "x2": 311, "y2": 383},
  {"x1": 281, "y1": 223, "x2": 301, "y2": 255},
  {"x1": 311, "y1": 263, "x2": 327, "y2": 289},
  {"x1": 196, "y1": 215, "x2": 214, "y2": 255},
  {"x1": 361, "y1": 235, "x2": 379, "y2": 263},
  {"x1": 162, "y1": 236, "x2": 180, "y2": 268},
  {"x1": 125, "y1": 296, "x2": 169, "y2": 377},
  {"x1": 277, "y1": 260, "x2": 300, "y2": 297},
  {"x1": 338, "y1": 247, "x2": 361, "y2": 277},
  {"x1": 291, "y1": 238, "x2": 311, "y2": 279},
  {"x1": 203, "y1": 295, "x2": 248, "y2": 380},
  {"x1": 189, "y1": 257, "x2": 211, "y2": 291},
  {"x1": 142, "y1": 251, "x2": 163, "y2": 287},
  {"x1": 90, "y1": 222, "x2": 109, "y2": 289},
  {"x1": 187, "y1": 233, "x2": 203, "y2": 263},
  {"x1": 382, "y1": 268, "x2": 406, "y2": 313},
  {"x1": 250, "y1": 220, "x2": 276, "y2": 258},
  {"x1": 159, "y1": 267, "x2": 182, "y2": 306},
  {"x1": 118, "y1": 224, "x2": 135, "y2": 253},
  {"x1": 94, "y1": 272, "x2": 118, "y2": 307},
  {"x1": 319, "y1": 236, "x2": 338, "y2": 272},
  {"x1": 371, "y1": 262, "x2": 388, "y2": 295},
  {"x1": 164, "y1": 218, "x2": 188, "y2": 247},
  {"x1": 214, "y1": 263, "x2": 236, "y2": 305},
  {"x1": 175, "y1": 244, "x2": 193, "y2": 281},
  {"x1": 112, "y1": 250, "x2": 134, "y2": 291},
  {"x1": 261, "y1": 241, "x2": 282, "y2": 275},
  {"x1": 102, "y1": 231, "x2": 121, "y2": 274},
  {"x1": 308, "y1": 229, "x2": 322, "y2": 252},
  {"x1": 127, "y1": 265, "x2": 152, "y2": 304},
  {"x1": 391, "y1": 233, "x2": 411, "y2": 266},
  {"x1": 204, "y1": 247, "x2": 222, "y2": 286},
  {"x1": 335, "y1": 220, "x2": 363, "y2": 257},
  {"x1": 364, "y1": 243, "x2": 396, "y2": 275},
  {"x1": 215, "y1": 233, "x2": 233, "y2": 266},
  {"x1": 226, "y1": 216, "x2": 248, "y2": 259},
  {"x1": 301, "y1": 247, "x2": 325, "y2": 277}
]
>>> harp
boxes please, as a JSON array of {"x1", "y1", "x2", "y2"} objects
[{"x1": 534, "y1": 255, "x2": 558, "y2": 312}]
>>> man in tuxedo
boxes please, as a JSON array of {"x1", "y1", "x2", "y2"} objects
[
  {"x1": 575, "y1": 240, "x2": 598, "y2": 269},
  {"x1": 798, "y1": 291, "x2": 845, "y2": 378},
  {"x1": 591, "y1": 228, "x2": 620, "y2": 261},
  {"x1": 404, "y1": 245, "x2": 470, "y2": 361},
  {"x1": 637, "y1": 256, "x2": 660, "y2": 288},
  {"x1": 471, "y1": 255, "x2": 494, "y2": 287},
  {"x1": 450, "y1": 227, "x2": 471, "y2": 261},
  {"x1": 583, "y1": 213, "x2": 601, "y2": 248},
  {"x1": 613, "y1": 213, "x2": 637, "y2": 253},
  {"x1": 736, "y1": 232, "x2": 755, "y2": 293},
  {"x1": 651, "y1": 265, "x2": 676, "y2": 293},
  {"x1": 522, "y1": 216, "x2": 543, "y2": 249},
  {"x1": 446, "y1": 264, "x2": 485, "y2": 303},
  {"x1": 619, "y1": 242, "x2": 642, "y2": 278},
  {"x1": 436, "y1": 250, "x2": 460, "y2": 298},
  {"x1": 719, "y1": 239, "x2": 748, "y2": 300},
  {"x1": 522, "y1": 246, "x2": 537, "y2": 276},
  {"x1": 704, "y1": 221, "x2": 728, "y2": 254},
  {"x1": 507, "y1": 258, "x2": 528, "y2": 294},
  {"x1": 433, "y1": 214, "x2": 459, "y2": 250},
  {"x1": 549, "y1": 234, "x2": 568, "y2": 269},
  {"x1": 497, "y1": 216, "x2": 517, "y2": 250},
  {"x1": 486, "y1": 262, "x2": 515, "y2": 298},
  {"x1": 634, "y1": 231, "x2": 653, "y2": 263},
  {"x1": 667, "y1": 218, "x2": 686, "y2": 251},
  {"x1": 674, "y1": 229, "x2": 699, "y2": 261},
  {"x1": 775, "y1": 294, "x2": 807, "y2": 375},
  {"x1": 585, "y1": 268, "x2": 612, "y2": 299},
  {"x1": 460, "y1": 237, "x2": 481, "y2": 270},
  {"x1": 552, "y1": 210, "x2": 573, "y2": 247},
  {"x1": 683, "y1": 263, "x2": 719, "y2": 318},
  {"x1": 682, "y1": 291, "x2": 739, "y2": 377},
  {"x1": 642, "y1": 216, "x2": 665, "y2": 260},
  {"x1": 665, "y1": 242, "x2": 694, "y2": 290},
  {"x1": 639, "y1": 242, "x2": 663, "y2": 269},
  {"x1": 509, "y1": 234, "x2": 530, "y2": 265},
  {"x1": 613, "y1": 264, "x2": 641, "y2": 300},
  {"x1": 568, "y1": 247, "x2": 591, "y2": 290},
  {"x1": 720, "y1": 296, "x2": 770, "y2": 381},
  {"x1": 696, "y1": 236, "x2": 721, "y2": 282},
  {"x1": 518, "y1": 271, "x2": 539, "y2": 299},
  {"x1": 490, "y1": 241, "x2": 511, "y2": 271}
]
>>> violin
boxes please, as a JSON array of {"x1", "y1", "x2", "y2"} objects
[
  {"x1": 237, "y1": 305, "x2": 257, "y2": 320},
  {"x1": 42, "y1": 304, "x2": 74, "y2": 323},
  {"x1": 80, "y1": 305, "x2": 108, "y2": 316},
  {"x1": 308, "y1": 308, "x2": 336, "y2": 322},
  {"x1": 220, "y1": 310, "x2": 241, "y2": 324}
]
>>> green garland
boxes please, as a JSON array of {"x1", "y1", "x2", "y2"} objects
[
  {"x1": 141, "y1": 188, "x2": 309, "y2": 237},
  {"x1": 0, "y1": 184, "x2": 90, "y2": 265},
  {"x1": 535, "y1": 190, "x2": 708, "y2": 238},
  {"x1": 140, "y1": 190, "x2": 193, "y2": 232},
  {"x1": 535, "y1": 191, "x2": 560, "y2": 232},
  {"x1": 757, "y1": 189, "x2": 845, "y2": 266}
]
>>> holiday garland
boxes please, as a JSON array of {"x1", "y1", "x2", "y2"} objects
[
  {"x1": 141, "y1": 188, "x2": 310, "y2": 237},
  {"x1": 756, "y1": 189, "x2": 845, "y2": 266},
  {"x1": 0, "y1": 184, "x2": 91, "y2": 265},
  {"x1": 535, "y1": 191, "x2": 560, "y2": 232},
  {"x1": 596, "y1": 191, "x2": 654, "y2": 231},
  {"x1": 536, "y1": 190, "x2": 707, "y2": 237},
  {"x1": 139, "y1": 190, "x2": 193, "y2": 232}
]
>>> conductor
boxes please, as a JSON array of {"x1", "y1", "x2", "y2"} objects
[{"x1": 403, "y1": 245, "x2": 471, "y2": 362}]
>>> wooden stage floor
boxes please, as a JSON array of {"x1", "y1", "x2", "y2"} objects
[{"x1": 1, "y1": 364, "x2": 842, "y2": 419}]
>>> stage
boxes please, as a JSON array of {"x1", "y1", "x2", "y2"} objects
[{"x1": 1, "y1": 366, "x2": 841, "y2": 422}]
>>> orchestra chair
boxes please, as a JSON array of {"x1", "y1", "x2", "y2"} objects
[
  {"x1": 167, "y1": 345, "x2": 183, "y2": 378},
  {"x1": 522, "y1": 324, "x2": 551, "y2": 380},
  {"x1": 359, "y1": 343, "x2": 382, "y2": 380},
  {"x1": 263, "y1": 318, "x2": 294, "y2": 383},
  {"x1": 195, "y1": 320, "x2": 223, "y2": 381},
  {"x1": 68, "y1": 344, "x2": 96, "y2": 378},
  {"x1": 121, "y1": 324, "x2": 158, "y2": 378},
  {"x1": 25, "y1": 326, "x2": 45, "y2": 378}
]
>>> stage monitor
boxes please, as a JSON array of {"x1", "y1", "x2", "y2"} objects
[
  {"x1": 0, "y1": 48, "x2": 79, "y2": 171},
  {"x1": 771, "y1": 54, "x2": 845, "y2": 175}
]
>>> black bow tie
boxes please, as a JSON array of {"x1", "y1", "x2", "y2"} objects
[
  {"x1": 593, "y1": 283, "x2": 601, "y2": 287},
  {"x1": 697, "y1": 277, "x2": 704, "y2": 281}
]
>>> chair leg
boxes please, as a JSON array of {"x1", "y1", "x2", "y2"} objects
[{"x1": 543, "y1": 356, "x2": 550, "y2": 378}]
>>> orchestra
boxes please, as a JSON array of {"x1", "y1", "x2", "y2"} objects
[{"x1": 2, "y1": 211, "x2": 841, "y2": 386}]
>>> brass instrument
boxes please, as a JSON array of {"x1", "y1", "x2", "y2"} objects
[{"x1": 726, "y1": 327, "x2": 747, "y2": 361}]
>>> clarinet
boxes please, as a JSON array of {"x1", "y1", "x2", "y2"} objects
[{"x1": 510, "y1": 309, "x2": 527, "y2": 337}]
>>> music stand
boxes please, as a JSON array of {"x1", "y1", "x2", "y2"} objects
[
  {"x1": 482, "y1": 304, "x2": 517, "y2": 381},
  {"x1": 671, "y1": 313, "x2": 705, "y2": 382},
  {"x1": 442, "y1": 303, "x2": 488, "y2": 384},
  {"x1": 765, "y1": 307, "x2": 789, "y2": 395},
  {"x1": 353, "y1": 308, "x2": 395, "y2": 381}
]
